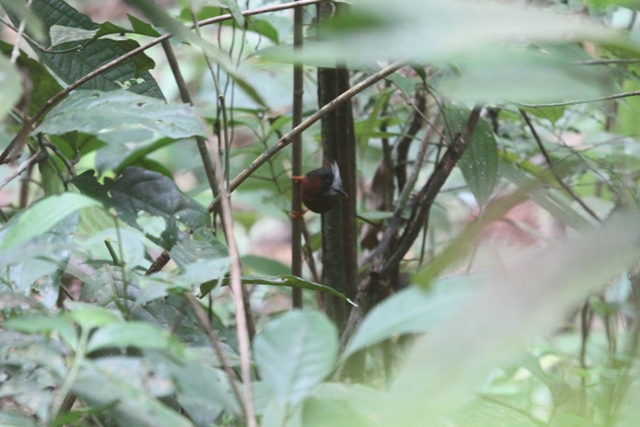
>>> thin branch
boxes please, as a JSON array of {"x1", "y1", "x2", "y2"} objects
[
  {"x1": 575, "y1": 58, "x2": 640, "y2": 65},
  {"x1": 518, "y1": 88, "x2": 640, "y2": 109},
  {"x1": 159, "y1": 30, "x2": 256, "y2": 424},
  {"x1": 214, "y1": 151, "x2": 257, "y2": 427},
  {"x1": 10, "y1": 0, "x2": 32, "y2": 64},
  {"x1": 160, "y1": 40, "x2": 219, "y2": 200},
  {"x1": 0, "y1": 150, "x2": 44, "y2": 191},
  {"x1": 519, "y1": 109, "x2": 601, "y2": 222}
]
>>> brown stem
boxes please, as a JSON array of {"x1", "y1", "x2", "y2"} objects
[{"x1": 291, "y1": 3, "x2": 305, "y2": 309}]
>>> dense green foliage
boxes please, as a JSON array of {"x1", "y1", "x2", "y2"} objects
[{"x1": 2, "y1": 0, "x2": 640, "y2": 426}]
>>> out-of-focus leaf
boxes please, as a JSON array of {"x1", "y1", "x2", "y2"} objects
[
  {"x1": 498, "y1": 161, "x2": 592, "y2": 230},
  {"x1": 342, "y1": 276, "x2": 474, "y2": 360},
  {"x1": 438, "y1": 399, "x2": 540, "y2": 427},
  {"x1": 35, "y1": 90, "x2": 207, "y2": 139},
  {"x1": 438, "y1": 46, "x2": 613, "y2": 104},
  {"x1": 87, "y1": 321, "x2": 183, "y2": 353},
  {"x1": 383, "y1": 215, "x2": 640, "y2": 426},
  {"x1": 0, "y1": 193, "x2": 99, "y2": 250},
  {"x1": 64, "y1": 301, "x2": 122, "y2": 329},
  {"x1": 444, "y1": 105, "x2": 498, "y2": 206},
  {"x1": 0, "y1": 40, "x2": 63, "y2": 117},
  {"x1": 254, "y1": 310, "x2": 338, "y2": 405},
  {"x1": 302, "y1": 383, "x2": 379, "y2": 427},
  {"x1": 71, "y1": 361, "x2": 193, "y2": 427},
  {"x1": 315, "y1": 0, "x2": 612, "y2": 62},
  {"x1": 2, "y1": 313, "x2": 77, "y2": 350},
  {"x1": 0, "y1": 53, "x2": 23, "y2": 122}
]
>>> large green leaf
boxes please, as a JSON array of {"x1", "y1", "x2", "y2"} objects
[
  {"x1": 0, "y1": 211, "x2": 79, "y2": 296},
  {"x1": 341, "y1": 276, "x2": 474, "y2": 360},
  {"x1": 71, "y1": 361, "x2": 194, "y2": 427},
  {"x1": 444, "y1": 106, "x2": 498, "y2": 206},
  {"x1": 382, "y1": 215, "x2": 640, "y2": 426},
  {"x1": 301, "y1": 383, "x2": 378, "y2": 427},
  {"x1": 0, "y1": 193, "x2": 99, "y2": 250},
  {"x1": 35, "y1": 90, "x2": 207, "y2": 140},
  {"x1": 260, "y1": 0, "x2": 617, "y2": 103},
  {"x1": 437, "y1": 45, "x2": 614, "y2": 104},
  {"x1": 7, "y1": 0, "x2": 163, "y2": 98},
  {"x1": 254, "y1": 310, "x2": 338, "y2": 406},
  {"x1": 72, "y1": 167, "x2": 210, "y2": 249},
  {"x1": 87, "y1": 321, "x2": 184, "y2": 353}
]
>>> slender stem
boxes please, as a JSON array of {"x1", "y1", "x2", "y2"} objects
[
  {"x1": 519, "y1": 109, "x2": 600, "y2": 222},
  {"x1": 160, "y1": 40, "x2": 219, "y2": 201},
  {"x1": 0, "y1": 150, "x2": 44, "y2": 191},
  {"x1": 518, "y1": 88, "x2": 640, "y2": 109},
  {"x1": 159, "y1": 20, "x2": 255, "y2": 423},
  {"x1": 291, "y1": 4, "x2": 305, "y2": 309},
  {"x1": 10, "y1": 0, "x2": 31, "y2": 64}
]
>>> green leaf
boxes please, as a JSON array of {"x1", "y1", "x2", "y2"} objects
[
  {"x1": 2, "y1": 313, "x2": 77, "y2": 346},
  {"x1": 87, "y1": 321, "x2": 183, "y2": 353},
  {"x1": 440, "y1": 399, "x2": 540, "y2": 427},
  {"x1": 444, "y1": 106, "x2": 498, "y2": 206},
  {"x1": 71, "y1": 361, "x2": 194, "y2": 427},
  {"x1": 302, "y1": 383, "x2": 380, "y2": 427},
  {"x1": 35, "y1": 90, "x2": 207, "y2": 139},
  {"x1": 64, "y1": 301, "x2": 122, "y2": 329},
  {"x1": 0, "y1": 211, "x2": 78, "y2": 295},
  {"x1": 72, "y1": 168, "x2": 210, "y2": 249},
  {"x1": 342, "y1": 277, "x2": 473, "y2": 360},
  {"x1": 128, "y1": 14, "x2": 162, "y2": 37},
  {"x1": 254, "y1": 310, "x2": 338, "y2": 405},
  {"x1": 0, "y1": 193, "x2": 100, "y2": 249},
  {"x1": 8, "y1": 0, "x2": 163, "y2": 98},
  {"x1": 520, "y1": 105, "x2": 565, "y2": 124}
]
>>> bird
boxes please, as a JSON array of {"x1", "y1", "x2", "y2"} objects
[{"x1": 291, "y1": 161, "x2": 348, "y2": 215}]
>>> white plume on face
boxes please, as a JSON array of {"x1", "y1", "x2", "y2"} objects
[{"x1": 331, "y1": 161, "x2": 343, "y2": 190}]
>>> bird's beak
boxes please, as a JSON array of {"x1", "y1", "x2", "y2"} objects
[{"x1": 336, "y1": 187, "x2": 348, "y2": 198}]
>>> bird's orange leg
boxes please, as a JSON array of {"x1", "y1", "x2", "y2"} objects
[{"x1": 290, "y1": 176, "x2": 306, "y2": 217}]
